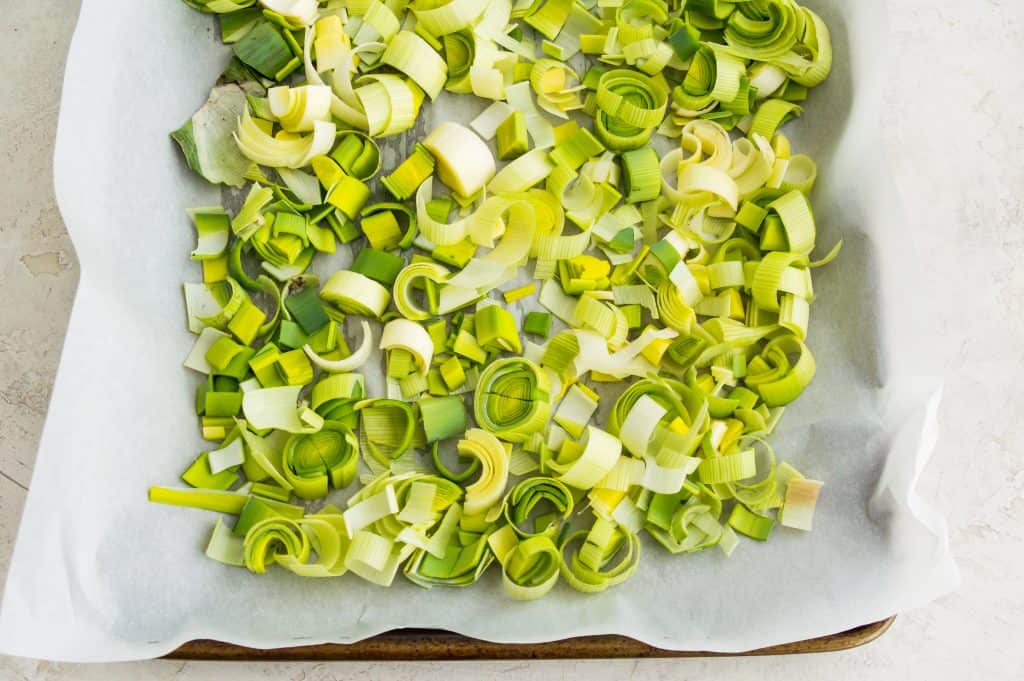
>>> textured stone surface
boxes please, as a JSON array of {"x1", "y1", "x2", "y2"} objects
[{"x1": 0, "y1": 0, "x2": 1021, "y2": 677}]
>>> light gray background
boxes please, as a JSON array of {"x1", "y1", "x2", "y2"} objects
[{"x1": 1, "y1": 0, "x2": 1020, "y2": 678}]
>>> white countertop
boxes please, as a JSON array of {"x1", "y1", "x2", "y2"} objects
[{"x1": 1, "y1": 1, "x2": 1020, "y2": 678}]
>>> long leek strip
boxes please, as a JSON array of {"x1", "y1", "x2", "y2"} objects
[
  {"x1": 458, "y1": 429, "x2": 511, "y2": 516},
  {"x1": 413, "y1": 0, "x2": 488, "y2": 36},
  {"x1": 421, "y1": 122, "x2": 496, "y2": 198},
  {"x1": 149, "y1": 487, "x2": 248, "y2": 514},
  {"x1": 779, "y1": 478, "x2": 823, "y2": 530},
  {"x1": 559, "y1": 517, "x2": 640, "y2": 593},
  {"x1": 381, "y1": 31, "x2": 448, "y2": 100},
  {"x1": 380, "y1": 319, "x2": 434, "y2": 374},
  {"x1": 616, "y1": 394, "x2": 666, "y2": 457},
  {"x1": 303, "y1": 320, "x2": 373, "y2": 373},
  {"x1": 234, "y1": 110, "x2": 336, "y2": 169},
  {"x1": 445, "y1": 196, "x2": 538, "y2": 291},
  {"x1": 474, "y1": 358, "x2": 552, "y2": 443},
  {"x1": 320, "y1": 270, "x2": 391, "y2": 319},
  {"x1": 282, "y1": 423, "x2": 359, "y2": 499},
  {"x1": 551, "y1": 426, "x2": 622, "y2": 490},
  {"x1": 489, "y1": 150, "x2": 557, "y2": 195},
  {"x1": 359, "y1": 400, "x2": 416, "y2": 463},
  {"x1": 489, "y1": 528, "x2": 562, "y2": 600},
  {"x1": 503, "y1": 477, "x2": 573, "y2": 537},
  {"x1": 243, "y1": 517, "x2": 311, "y2": 574},
  {"x1": 302, "y1": 21, "x2": 369, "y2": 129}
]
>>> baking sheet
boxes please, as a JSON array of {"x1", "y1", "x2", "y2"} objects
[{"x1": 0, "y1": 0, "x2": 959, "y2": 662}]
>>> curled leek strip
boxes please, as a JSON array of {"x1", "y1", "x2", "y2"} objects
[
  {"x1": 281, "y1": 422, "x2": 360, "y2": 499},
  {"x1": 380, "y1": 319, "x2": 434, "y2": 375},
  {"x1": 392, "y1": 261, "x2": 451, "y2": 321},
  {"x1": 242, "y1": 517, "x2": 311, "y2": 574},
  {"x1": 594, "y1": 68, "x2": 667, "y2": 151},
  {"x1": 457, "y1": 429, "x2": 511, "y2": 517},
  {"x1": 488, "y1": 525, "x2": 562, "y2": 601},
  {"x1": 548, "y1": 426, "x2": 622, "y2": 490},
  {"x1": 502, "y1": 476, "x2": 574, "y2": 538},
  {"x1": 303, "y1": 320, "x2": 374, "y2": 373},
  {"x1": 320, "y1": 270, "x2": 391, "y2": 319},
  {"x1": 559, "y1": 516, "x2": 641, "y2": 593},
  {"x1": 358, "y1": 399, "x2": 417, "y2": 464},
  {"x1": 744, "y1": 336, "x2": 815, "y2": 407},
  {"x1": 234, "y1": 109, "x2": 336, "y2": 170},
  {"x1": 474, "y1": 358, "x2": 552, "y2": 443}
]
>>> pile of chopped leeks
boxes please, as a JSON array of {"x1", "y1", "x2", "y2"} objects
[{"x1": 154, "y1": 0, "x2": 836, "y2": 598}]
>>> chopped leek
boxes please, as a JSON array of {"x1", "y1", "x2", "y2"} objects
[{"x1": 165, "y1": 0, "x2": 839, "y2": 595}]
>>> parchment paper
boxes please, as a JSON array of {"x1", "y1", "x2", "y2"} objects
[{"x1": 0, "y1": 0, "x2": 959, "y2": 661}]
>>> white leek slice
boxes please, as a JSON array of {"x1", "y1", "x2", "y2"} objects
[
  {"x1": 471, "y1": 101, "x2": 515, "y2": 140},
  {"x1": 421, "y1": 122, "x2": 496, "y2": 197},
  {"x1": 242, "y1": 386, "x2": 318, "y2": 433},
  {"x1": 276, "y1": 167, "x2": 322, "y2": 205},
  {"x1": 380, "y1": 319, "x2": 434, "y2": 375},
  {"x1": 396, "y1": 481, "x2": 439, "y2": 525},
  {"x1": 183, "y1": 327, "x2": 230, "y2": 373},
  {"x1": 553, "y1": 384, "x2": 599, "y2": 439},
  {"x1": 780, "y1": 478, "x2": 823, "y2": 531},
  {"x1": 259, "y1": 0, "x2": 318, "y2": 26},
  {"x1": 208, "y1": 437, "x2": 245, "y2": 474},
  {"x1": 640, "y1": 455, "x2": 696, "y2": 494},
  {"x1": 343, "y1": 485, "x2": 399, "y2": 537},
  {"x1": 618, "y1": 394, "x2": 666, "y2": 457},
  {"x1": 505, "y1": 81, "x2": 555, "y2": 149},
  {"x1": 205, "y1": 518, "x2": 245, "y2": 567}
]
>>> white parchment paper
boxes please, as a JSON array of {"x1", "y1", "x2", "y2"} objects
[{"x1": 0, "y1": 0, "x2": 959, "y2": 661}]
